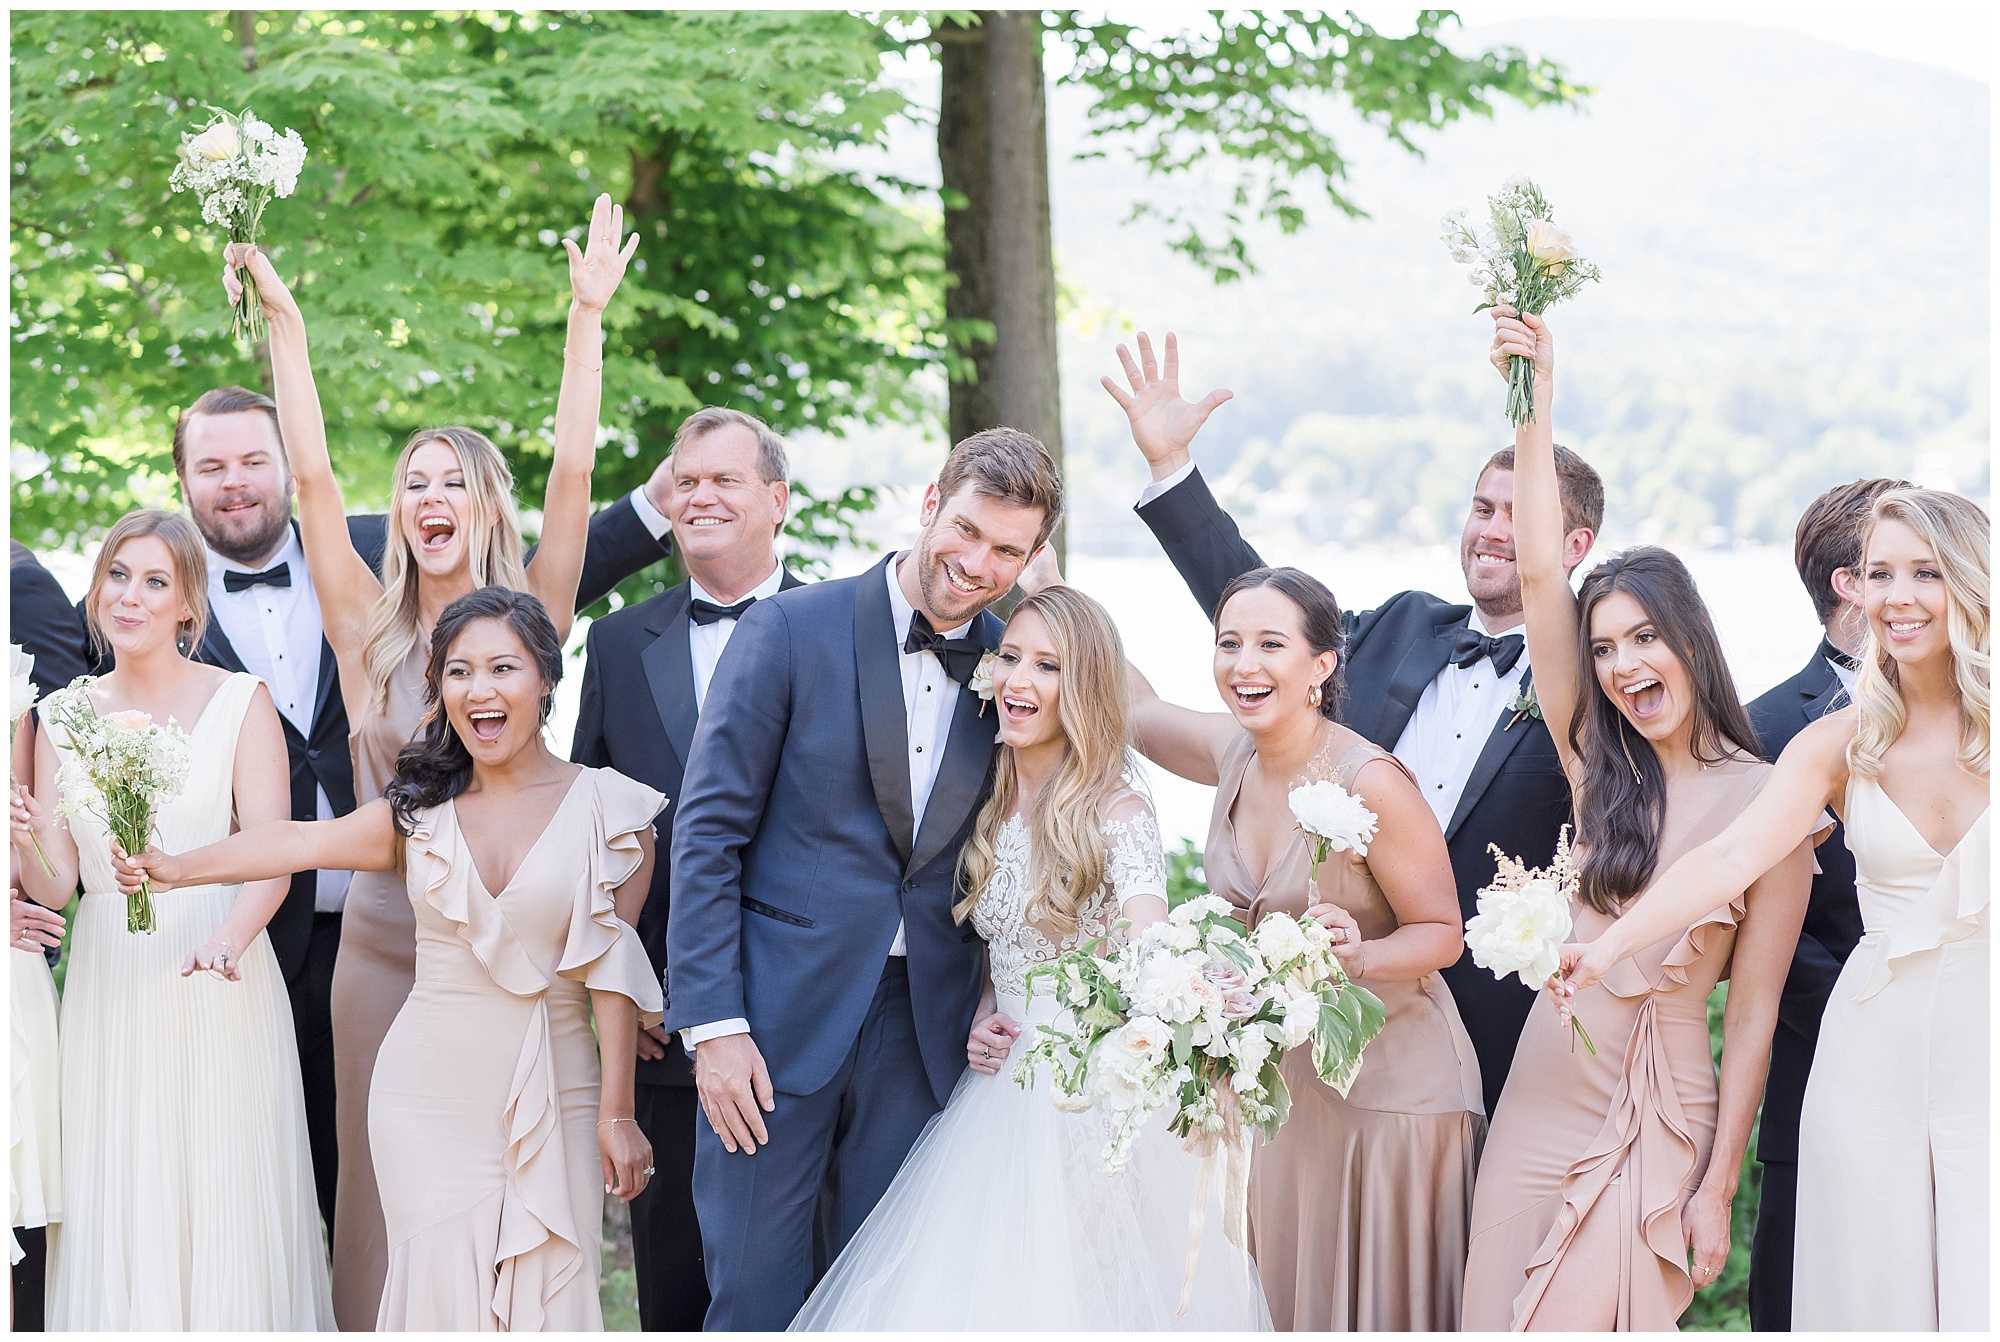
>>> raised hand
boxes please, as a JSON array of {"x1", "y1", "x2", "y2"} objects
[
  {"x1": 11, "y1": 895, "x2": 64, "y2": 953},
  {"x1": 1488, "y1": 305, "x2": 1554, "y2": 395},
  {"x1": 220, "y1": 242, "x2": 300, "y2": 321},
  {"x1": 1100, "y1": 331, "x2": 1233, "y2": 477},
  {"x1": 110, "y1": 838, "x2": 183, "y2": 896},
  {"x1": 564, "y1": 192, "x2": 641, "y2": 313},
  {"x1": 1015, "y1": 544, "x2": 1064, "y2": 598}
]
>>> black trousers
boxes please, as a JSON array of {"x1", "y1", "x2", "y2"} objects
[
  {"x1": 1749, "y1": 1159, "x2": 1797, "y2": 1331},
  {"x1": 289, "y1": 911, "x2": 342, "y2": 1233},
  {"x1": 11, "y1": 1224, "x2": 47, "y2": 1331},
  {"x1": 631, "y1": 1081, "x2": 708, "y2": 1331}
]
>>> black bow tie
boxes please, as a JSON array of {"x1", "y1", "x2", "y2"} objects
[
  {"x1": 903, "y1": 613, "x2": 985, "y2": 686},
  {"x1": 223, "y1": 562, "x2": 291, "y2": 593},
  {"x1": 689, "y1": 596, "x2": 756, "y2": 627},
  {"x1": 1451, "y1": 625, "x2": 1525, "y2": 675},
  {"x1": 1818, "y1": 637, "x2": 1861, "y2": 673}
]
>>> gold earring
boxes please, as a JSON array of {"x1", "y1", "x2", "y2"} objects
[{"x1": 1308, "y1": 682, "x2": 1324, "y2": 709}]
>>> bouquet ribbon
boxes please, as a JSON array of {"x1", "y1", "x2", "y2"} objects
[{"x1": 1177, "y1": 1088, "x2": 1254, "y2": 1317}]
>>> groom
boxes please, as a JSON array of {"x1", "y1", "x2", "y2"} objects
[
  {"x1": 1111, "y1": 333, "x2": 1601, "y2": 1116},
  {"x1": 666, "y1": 428, "x2": 1062, "y2": 1331}
]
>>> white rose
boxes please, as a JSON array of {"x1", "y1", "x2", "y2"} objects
[
  {"x1": 188, "y1": 121, "x2": 241, "y2": 162},
  {"x1": 1288, "y1": 780, "x2": 1380, "y2": 856},
  {"x1": 967, "y1": 650, "x2": 999, "y2": 704},
  {"x1": 1525, "y1": 219, "x2": 1578, "y2": 265},
  {"x1": 1254, "y1": 912, "x2": 1310, "y2": 966}
]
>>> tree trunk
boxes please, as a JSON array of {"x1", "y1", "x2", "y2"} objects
[
  {"x1": 938, "y1": 12, "x2": 1065, "y2": 562},
  {"x1": 232, "y1": 11, "x2": 257, "y2": 71}
]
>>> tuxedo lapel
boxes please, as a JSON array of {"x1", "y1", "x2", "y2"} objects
[
  {"x1": 639, "y1": 586, "x2": 700, "y2": 770},
  {"x1": 1369, "y1": 613, "x2": 1461, "y2": 748},
  {"x1": 1446, "y1": 667, "x2": 1540, "y2": 842},
  {"x1": 197, "y1": 620, "x2": 248, "y2": 676},
  {"x1": 907, "y1": 609, "x2": 1002, "y2": 879},
  {"x1": 854, "y1": 559, "x2": 916, "y2": 862},
  {"x1": 1803, "y1": 664, "x2": 1847, "y2": 725}
]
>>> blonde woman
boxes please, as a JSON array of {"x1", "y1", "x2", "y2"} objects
[
  {"x1": 8, "y1": 510, "x2": 332, "y2": 1328},
  {"x1": 1562, "y1": 488, "x2": 1989, "y2": 1331},
  {"x1": 225, "y1": 193, "x2": 638, "y2": 1327},
  {"x1": 792, "y1": 586, "x2": 1268, "y2": 1331}
]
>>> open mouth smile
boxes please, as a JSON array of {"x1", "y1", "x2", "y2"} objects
[
  {"x1": 419, "y1": 513, "x2": 457, "y2": 552},
  {"x1": 1620, "y1": 677, "x2": 1665, "y2": 719},
  {"x1": 1231, "y1": 683, "x2": 1274, "y2": 711},
  {"x1": 467, "y1": 708, "x2": 506, "y2": 742}
]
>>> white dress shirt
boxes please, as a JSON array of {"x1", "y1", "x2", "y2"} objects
[
  {"x1": 1828, "y1": 653, "x2": 1858, "y2": 701},
  {"x1": 1392, "y1": 608, "x2": 1531, "y2": 830},
  {"x1": 204, "y1": 529, "x2": 351, "y2": 913},
  {"x1": 682, "y1": 554, "x2": 969, "y2": 1053},
  {"x1": 687, "y1": 566, "x2": 786, "y2": 711}
]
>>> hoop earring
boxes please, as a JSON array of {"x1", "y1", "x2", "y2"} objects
[{"x1": 1308, "y1": 681, "x2": 1324, "y2": 709}]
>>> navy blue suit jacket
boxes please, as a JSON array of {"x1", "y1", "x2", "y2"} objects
[
  {"x1": 1746, "y1": 650, "x2": 1861, "y2": 1164},
  {"x1": 666, "y1": 555, "x2": 998, "y2": 1106}
]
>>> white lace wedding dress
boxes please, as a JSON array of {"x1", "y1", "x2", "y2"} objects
[{"x1": 792, "y1": 791, "x2": 1271, "y2": 1331}]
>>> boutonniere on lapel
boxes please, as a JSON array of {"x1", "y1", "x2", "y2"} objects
[
  {"x1": 1505, "y1": 680, "x2": 1541, "y2": 731},
  {"x1": 969, "y1": 650, "x2": 1001, "y2": 716}
]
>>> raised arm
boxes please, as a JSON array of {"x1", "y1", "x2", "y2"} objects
[
  {"x1": 1110, "y1": 332, "x2": 1261, "y2": 619},
  {"x1": 524, "y1": 193, "x2": 639, "y2": 643},
  {"x1": 225, "y1": 246, "x2": 382, "y2": 696},
  {"x1": 1562, "y1": 713, "x2": 1851, "y2": 990},
  {"x1": 115, "y1": 797, "x2": 401, "y2": 895},
  {"x1": 1490, "y1": 308, "x2": 1583, "y2": 783}
]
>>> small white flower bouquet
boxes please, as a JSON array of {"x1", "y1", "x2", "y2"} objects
[
  {"x1": 1013, "y1": 895, "x2": 1386, "y2": 1174},
  {"x1": 9, "y1": 645, "x2": 55, "y2": 875},
  {"x1": 44, "y1": 678, "x2": 193, "y2": 934},
  {"x1": 1288, "y1": 778, "x2": 1379, "y2": 876},
  {"x1": 1465, "y1": 826, "x2": 1594, "y2": 1054},
  {"x1": 1441, "y1": 176, "x2": 1600, "y2": 425},
  {"x1": 168, "y1": 107, "x2": 309, "y2": 342}
]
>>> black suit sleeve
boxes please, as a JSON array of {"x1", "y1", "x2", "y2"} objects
[
  {"x1": 576, "y1": 494, "x2": 672, "y2": 611},
  {"x1": 347, "y1": 513, "x2": 388, "y2": 578},
  {"x1": 1133, "y1": 466, "x2": 1268, "y2": 620},
  {"x1": 10, "y1": 553, "x2": 93, "y2": 696},
  {"x1": 570, "y1": 621, "x2": 611, "y2": 768}
]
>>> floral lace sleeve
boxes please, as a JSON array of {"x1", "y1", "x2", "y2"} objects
[{"x1": 1100, "y1": 791, "x2": 1168, "y2": 910}]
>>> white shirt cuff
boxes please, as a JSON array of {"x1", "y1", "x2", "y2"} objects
[
  {"x1": 628, "y1": 483, "x2": 672, "y2": 541},
  {"x1": 679, "y1": 1017, "x2": 750, "y2": 1053},
  {"x1": 1136, "y1": 459, "x2": 1196, "y2": 507}
]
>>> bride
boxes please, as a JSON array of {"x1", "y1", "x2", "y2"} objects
[{"x1": 791, "y1": 584, "x2": 1270, "y2": 1330}]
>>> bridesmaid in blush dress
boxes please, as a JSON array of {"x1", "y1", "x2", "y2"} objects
[
  {"x1": 1121, "y1": 559, "x2": 1483, "y2": 1331},
  {"x1": 118, "y1": 586, "x2": 662, "y2": 1331},
  {"x1": 229, "y1": 194, "x2": 638, "y2": 1326},
  {"x1": 1462, "y1": 311, "x2": 1820, "y2": 1330},
  {"x1": 1564, "y1": 487, "x2": 1989, "y2": 1330}
]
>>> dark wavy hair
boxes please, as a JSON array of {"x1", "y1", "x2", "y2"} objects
[
  {"x1": 384, "y1": 586, "x2": 565, "y2": 836},
  {"x1": 1569, "y1": 547, "x2": 1761, "y2": 914},
  {"x1": 1214, "y1": 566, "x2": 1348, "y2": 722}
]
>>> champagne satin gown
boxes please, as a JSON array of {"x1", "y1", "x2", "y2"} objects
[
  {"x1": 371, "y1": 767, "x2": 666, "y2": 1330},
  {"x1": 329, "y1": 642, "x2": 427, "y2": 1328},
  {"x1": 1792, "y1": 777, "x2": 1989, "y2": 1330},
  {"x1": 45, "y1": 672, "x2": 334, "y2": 1328},
  {"x1": 1205, "y1": 734, "x2": 1486, "y2": 1331},
  {"x1": 1461, "y1": 757, "x2": 1822, "y2": 1330}
]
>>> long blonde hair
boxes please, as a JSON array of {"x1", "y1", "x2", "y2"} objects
[
  {"x1": 1848, "y1": 488, "x2": 1989, "y2": 780},
  {"x1": 363, "y1": 427, "x2": 529, "y2": 710},
  {"x1": 955, "y1": 586, "x2": 1135, "y2": 935}
]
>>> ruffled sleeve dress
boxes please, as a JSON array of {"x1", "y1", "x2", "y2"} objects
[{"x1": 368, "y1": 767, "x2": 666, "y2": 1331}]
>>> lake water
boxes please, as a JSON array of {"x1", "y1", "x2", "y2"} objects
[{"x1": 39, "y1": 543, "x2": 1815, "y2": 848}]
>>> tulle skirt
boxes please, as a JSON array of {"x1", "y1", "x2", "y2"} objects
[{"x1": 791, "y1": 991, "x2": 1272, "y2": 1331}]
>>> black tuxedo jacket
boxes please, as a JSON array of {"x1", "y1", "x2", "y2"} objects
[
  {"x1": 570, "y1": 568, "x2": 808, "y2": 1087},
  {"x1": 1137, "y1": 467, "x2": 1572, "y2": 1115},
  {"x1": 10, "y1": 541, "x2": 93, "y2": 700},
  {"x1": 1746, "y1": 652, "x2": 1861, "y2": 1164},
  {"x1": 88, "y1": 496, "x2": 668, "y2": 981}
]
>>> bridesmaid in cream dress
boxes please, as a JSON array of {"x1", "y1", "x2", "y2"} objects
[
  {"x1": 1564, "y1": 487, "x2": 1990, "y2": 1331},
  {"x1": 119, "y1": 586, "x2": 661, "y2": 1331},
  {"x1": 229, "y1": 194, "x2": 637, "y2": 1326},
  {"x1": 1461, "y1": 311, "x2": 1819, "y2": 1330},
  {"x1": 1113, "y1": 559, "x2": 1484, "y2": 1332},
  {"x1": 10, "y1": 511, "x2": 333, "y2": 1329}
]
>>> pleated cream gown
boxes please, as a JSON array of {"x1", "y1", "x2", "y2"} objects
[{"x1": 45, "y1": 671, "x2": 334, "y2": 1329}]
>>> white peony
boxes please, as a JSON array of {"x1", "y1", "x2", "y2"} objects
[
  {"x1": 1253, "y1": 912, "x2": 1311, "y2": 966},
  {"x1": 187, "y1": 120, "x2": 241, "y2": 161},
  {"x1": 1288, "y1": 780, "x2": 1379, "y2": 857},
  {"x1": 1465, "y1": 876, "x2": 1572, "y2": 988},
  {"x1": 1125, "y1": 950, "x2": 1217, "y2": 1023}
]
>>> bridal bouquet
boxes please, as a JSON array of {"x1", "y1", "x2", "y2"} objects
[
  {"x1": 1441, "y1": 177, "x2": 1600, "y2": 425},
  {"x1": 168, "y1": 107, "x2": 309, "y2": 342},
  {"x1": 1465, "y1": 826, "x2": 1594, "y2": 1053},
  {"x1": 9, "y1": 646, "x2": 55, "y2": 875},
  {"x1": 1014, "y1": 896, "x2": 1386, "y2": 1175},
  {"x1": 44, "y1": 679, "x2": 192, "y2": 933}
]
